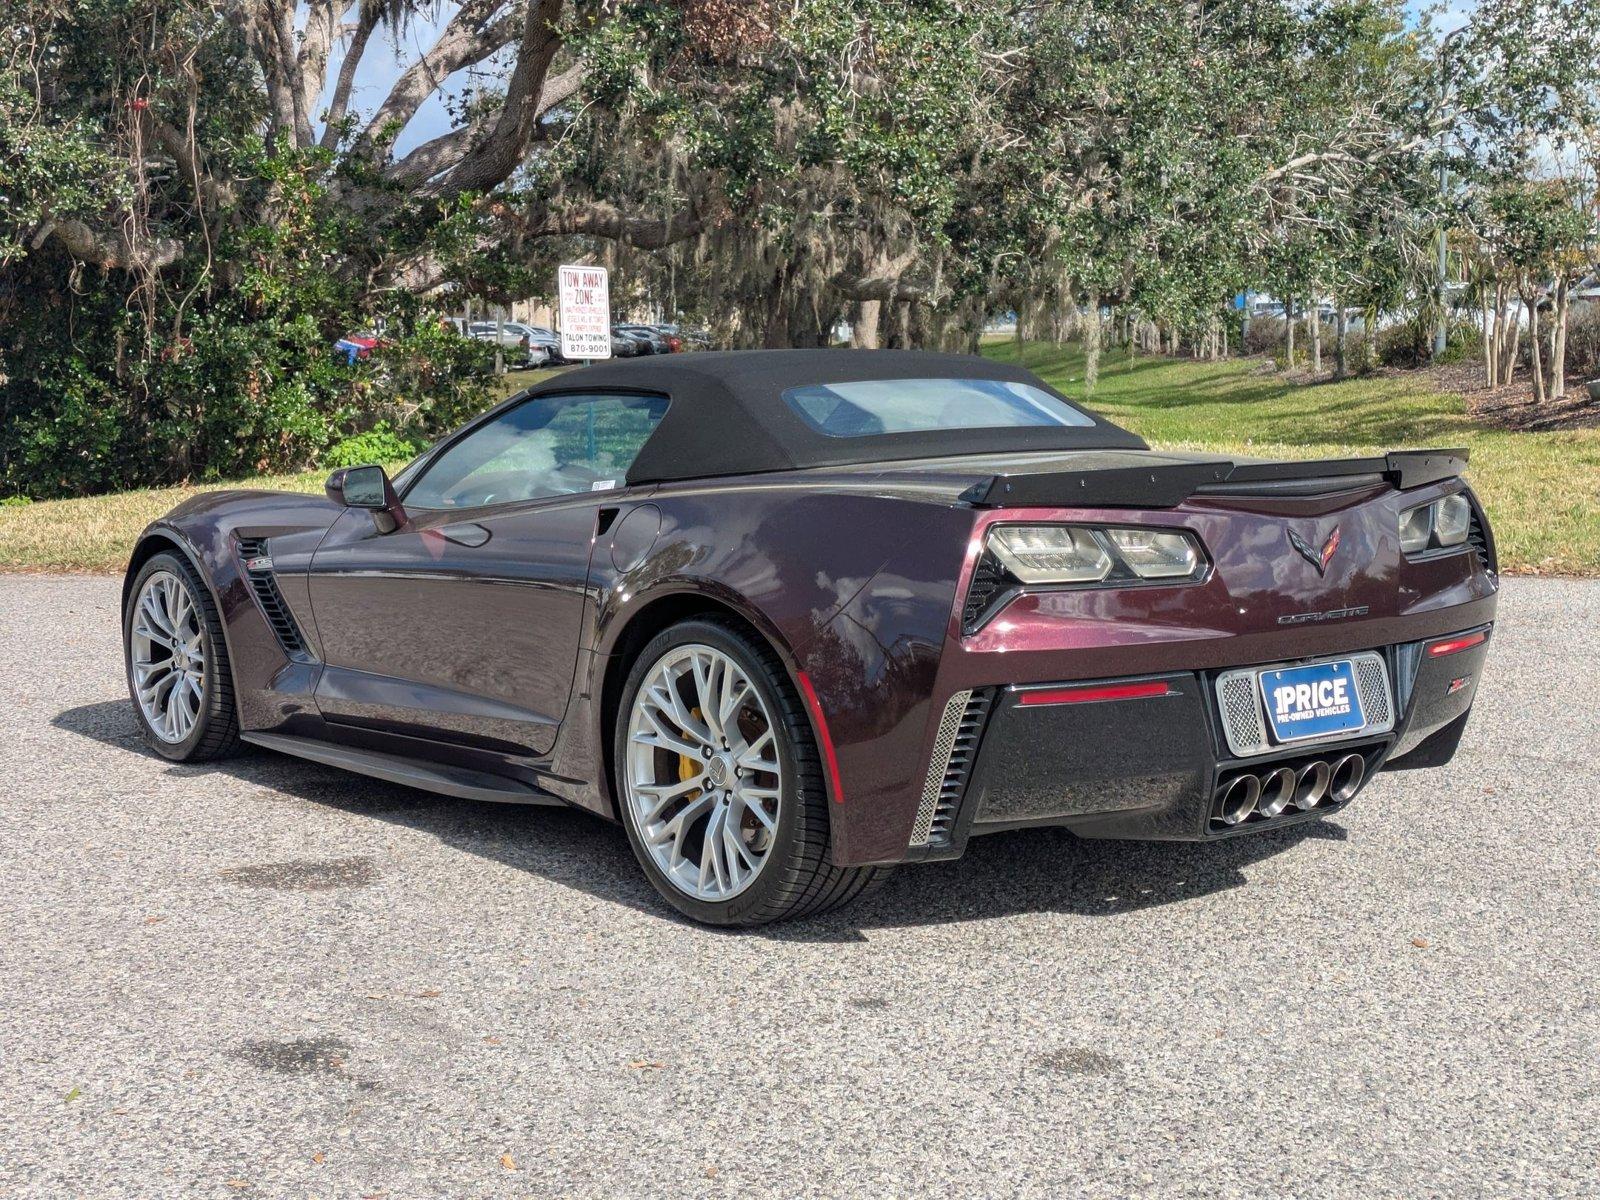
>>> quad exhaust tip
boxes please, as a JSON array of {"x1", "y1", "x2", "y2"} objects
[
  {"x1": 1212, "y1": 752, "x2": 1370, "y2": 828},
  {"x1": 1214, "y1": 773, "x2": 1261, "y2": 826},
  {"x1": 1293, "y1": 761, "x2": 1331, "y2": 810},
  {"x1": 1330, "y1": 753, "x2": 1366, "y2": 803},
  {"x1": 1258, "y1": 767, "x2": 1296, "y2": 819}
]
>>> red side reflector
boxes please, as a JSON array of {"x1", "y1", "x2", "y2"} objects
[
  {"x1": 796, "y1": 671, "x2": 847, "y2": 804},
  {"x1": 1018, "y1": 681, "x2": 1174, "y2": 707},
  {"x1": 1428, "y1": 630, "x2": 1488, "y2": 658}
]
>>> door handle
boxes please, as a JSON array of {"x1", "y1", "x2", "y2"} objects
[{"x1": 436, "y1": 522, "x2": 491, "y2": 548}]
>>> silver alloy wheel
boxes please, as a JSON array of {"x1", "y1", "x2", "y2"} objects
[
  {"x1": 130, "y1": 570, "x2": 206, "y2": 744},
  {"x1": 624, "y1": 644, "x2": 783, "y2": 902}
]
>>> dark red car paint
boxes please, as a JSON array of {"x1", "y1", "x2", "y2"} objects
[{"x1": 126, "y1": 452, "x2": 1497, "y2": 868}]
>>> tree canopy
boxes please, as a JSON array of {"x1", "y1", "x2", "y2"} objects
[{"x1": 3, "y1": 0, "x2": 1597, "y2": 497}]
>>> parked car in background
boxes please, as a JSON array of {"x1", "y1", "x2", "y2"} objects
[
  {"x1": 333, "y1": 333, "x2": 384, "y2": 364},
  {"x1": 609, "y1": 328, "x2": 643, "y2": 357},
  {"x1": 468, "y1": 322, "x2": 548, "y2": 368},
  {"x1": 484, "y1": 320, "x2": 564, "y2": 365},
  {"x1": 519, "y1": 325, "x2": 566, "y2": 364},
  {"x1": 616, "y1": 324, "x2": 672, "y2": 355},
  {"x1": 612, "y1": 325, "x2": 657, "y2": 355},
  {"x1": 638, "y1": 324, "x2": 683, "y2": 352}
]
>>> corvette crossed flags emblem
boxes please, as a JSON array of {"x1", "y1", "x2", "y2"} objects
[{"x1": 1287, "y1": 527, "x2": 1341, "y2": 576}]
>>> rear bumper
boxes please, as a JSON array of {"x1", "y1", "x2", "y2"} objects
[{"x1": 905, "y1": 624, "x2": 1492, "y2": 860}]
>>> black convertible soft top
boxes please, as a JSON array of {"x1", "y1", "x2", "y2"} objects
[{"x1": 522, "y1": 349, "x2": 1147, "y2": 484}]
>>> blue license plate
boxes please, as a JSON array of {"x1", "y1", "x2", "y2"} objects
[{"x1": 1260, "y1": 660, "x2": 1365, "y2": 743}]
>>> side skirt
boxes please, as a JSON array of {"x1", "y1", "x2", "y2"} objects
[{"x1": 241, "y1": 731, "x2": 566, "y2": 806}]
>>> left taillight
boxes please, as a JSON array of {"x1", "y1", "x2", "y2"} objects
[
  {"x1": 963, "y1": 523, "x2": 1209, "y2": 633},
  {"x1": 985, "y1": 524, "x2": 1206, "y2": 586}
]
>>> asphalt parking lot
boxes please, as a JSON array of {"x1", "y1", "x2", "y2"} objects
[{"x1": 2, "y1": 573, "x2": 1597, "y2": 1198}]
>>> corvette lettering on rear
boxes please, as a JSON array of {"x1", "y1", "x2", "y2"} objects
[{"x1": 1277, "y1": 605, "x2": 1369, "y2": 625}]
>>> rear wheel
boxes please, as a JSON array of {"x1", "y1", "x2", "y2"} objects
[
  {"x1": 614, "y1": 617, "x2": 889, "y2": 926},
  {"x1": 123, "y1": 551, "x2": 241, "y2": 762}
]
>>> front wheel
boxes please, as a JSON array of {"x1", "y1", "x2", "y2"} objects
[
  {"x1": 614, "y1": 618, "x2": 889, "y2": 926},
  {"x1": 123, "y1": 551, "x2": 241, "y2": 762}
]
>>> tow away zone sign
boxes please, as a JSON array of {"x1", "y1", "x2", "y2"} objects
[{"x1": 558, "y1": 264, "x2": 611, "y2": 361}]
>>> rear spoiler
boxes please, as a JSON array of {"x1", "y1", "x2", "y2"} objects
[{"x1": 965, "y1": 449, "x2": 1469, "y2": 509}]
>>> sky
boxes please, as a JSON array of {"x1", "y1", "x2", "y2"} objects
[
  {"x1": 319, "y1": 1, "x2": 1478, "y2": 159},
  {"x1": 318, "y1": 5, "x2": 480, "y2": 157}
]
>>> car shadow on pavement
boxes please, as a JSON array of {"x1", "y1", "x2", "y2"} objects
[{"x1": 55, "y1": 699, "x2": 1345, "y2": 942}]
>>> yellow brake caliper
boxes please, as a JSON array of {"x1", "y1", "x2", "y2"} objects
[{"x1": 677, "y1": 707, "x2": 705, "y2": 793}]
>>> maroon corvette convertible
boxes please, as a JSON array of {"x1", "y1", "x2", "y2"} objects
[{"x1": 122, "y1": 350, "x2": 1497, "y2": 924}]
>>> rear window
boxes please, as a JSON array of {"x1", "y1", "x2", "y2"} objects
[{"x1": 782, "y1": 377, "x2": 1096, "y2": 438}]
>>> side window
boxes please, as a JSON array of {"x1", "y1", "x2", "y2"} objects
[{"x1": 403, "y1": 392, "x2": 669, "y2": 510}]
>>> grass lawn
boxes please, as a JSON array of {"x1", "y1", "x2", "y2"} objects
[{"x1": 2, "y1": 348, "x2": 1595, "y2": 574}]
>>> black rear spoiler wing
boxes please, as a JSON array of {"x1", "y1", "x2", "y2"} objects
[{"x1": 966, "y1": 449, "x2": 1469, "y2": 509}]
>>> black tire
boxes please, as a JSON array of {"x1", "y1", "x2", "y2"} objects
[
  {"x1": 122, "y1": 551, "x2": 242, "y2": 763},
  {"x1": 613, "y1": 617, "x2": 891, "y2": 927}
]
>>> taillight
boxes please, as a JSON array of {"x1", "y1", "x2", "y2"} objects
[
  {"x1": 1399, "y1": 492, "x2": 1472, "y2": 555},
  {"x1": 984, "y1": 524, "x2": 1207, "y2": 586},
  {"x1": 962, "y1": 522, "x2": 1209, "y2": 633}
]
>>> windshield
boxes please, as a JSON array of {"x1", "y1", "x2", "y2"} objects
[{"x1": 783, "y1": 377, "x2": 1096, "y2": 438}]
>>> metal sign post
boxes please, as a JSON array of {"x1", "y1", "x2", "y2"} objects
[{"x1": 558, "y1": 264, "x2": 612, "y2": 366}]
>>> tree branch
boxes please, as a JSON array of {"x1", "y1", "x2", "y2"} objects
[
  {"x1": 147, "y1": 115, "x2": 235, "y2": 211},
  {"x1": 516, "y1": 198, "x2": 710, "y2": 249},
  {"x1": 298, "y1": 0, "x2": 351, "y2": 141},
  {"x1": 39, "y1": 218, "x2": 184, "y2": 272},
  {"x1": 320, "y1": 0, "x2": 381, "y2": 149},
  {"x1": 269, "y1": 0, "x2": 316, "y2": 147},
  {"x1": 829, "y1": 271, "x2": 929, "y2": 302},
  {"x1": 431, "y1": 0, "x2": 565, "y2": 196},
  {"x1": 355, "y1": 0, "x2": 519, "y2": 157},
  {"x1": 385, "y1": 124, "x2": 479, "y2": 184},
  {"x1": 220, "y1": 0, "x2": 298, "y2": 141}
]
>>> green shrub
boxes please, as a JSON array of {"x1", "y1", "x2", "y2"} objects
[
  {"x1": 1565, "y1": 304, "x2": 1600, "y2": 380},
  {"x1": 0, "y1": 134, "x2": 497, "y2": 501},
  {"x1": 324, "y1": 423, "x2": 423, "y2": 469},
  {"x1": 1372, "y1": 317, "x2": 1479, "y2": 369}
]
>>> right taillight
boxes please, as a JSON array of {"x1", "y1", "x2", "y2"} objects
[{"x1": 1399, "y1": 493, "x2": 1472, "y2": 555}]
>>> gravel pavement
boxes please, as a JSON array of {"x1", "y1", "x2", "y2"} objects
[{"x1": 2, "y1": 573, "x2": 1597, "y2": 1199}]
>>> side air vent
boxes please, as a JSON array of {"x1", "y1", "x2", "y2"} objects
[
  {"x1": 961, "y1": 550, "x2": 1015, "y2": 633},
  {"x1": 1466, "y1": 499, "x2": 1496, "y2": 576},
  {"x1": 910, "y1": 690, "x2": 992, "y2": 848},
  {"x1": 236, "y1": 537, "x2": 310, "y2": 657}
]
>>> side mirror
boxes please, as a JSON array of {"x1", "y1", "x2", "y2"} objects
[{"x1": 326, "y1": 464, "x2": 405, "y2": 533}]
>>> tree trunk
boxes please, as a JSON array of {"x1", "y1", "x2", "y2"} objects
[
  {"x1": 1084, "y1": 288, "x2": 1102, "y2": 396},
  {"x1": 1523, "y1": 289, "x2": 1545, "y2": 405},
  {"x1": 1550, "y1": 276, "x2": 1568, "y2": 397},
  {"x1": 1310, "y1": 299, "x2": 1322, "y2": 376},
  {"x1": 886, "y1": 300, "x2": 912, "y2": 349},
  {"x1": 1502, "y1": 287, "x2": 1522, "y2": 384},
  {"x1": 1285, "y1": 298, "x2": 1295, "y2": 366},
  {"x1": 1482, "y1": 286, "x2": 1496, "y2": 388},
  {"x1": 851, "y1": 300, "x2": 882, "y2": 349},
  {"x1": 1334, "y1": 302, "x2": 1347, "y2": 381},
  {"x1": 762, "y1": 261, "x2": 793, "y2": 348}
]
